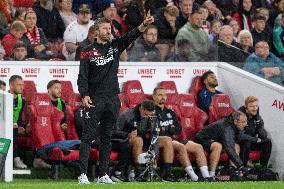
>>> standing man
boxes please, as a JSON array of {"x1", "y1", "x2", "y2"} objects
[
  {"x1": 77, "y1": 14, "x2": 154, "y2": 184},
  {"x1": 238, "y1": 96, "x2": 272, "y2": 168}
]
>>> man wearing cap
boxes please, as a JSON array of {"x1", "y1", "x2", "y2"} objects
[
  {"x1": 77, "y1": 13, "x2": 154, "y2": 184},
  {"x1": 62, "y1": 4, "x2": 94, "y2": 60}
]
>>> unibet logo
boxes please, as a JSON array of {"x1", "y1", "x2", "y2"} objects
[
  {"x1": 130, "y1": 89, "x2": 142, "y2": 93},
  {"x1": 166, "y1": 89, "x2": 176, "y2": 94},
  {"x1": 182, "y1": 102, "x2": 194, "y2": 107},
  {"x1": 38, "y1": 101, "x2": 49, "y2": 106},
  {"x1": 218, "y1": 103, "x2": 229, "y2": 108}
]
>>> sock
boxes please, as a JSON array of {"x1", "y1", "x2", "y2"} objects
[
  {"x1": 200, "y1": 166, "x2": 210, "y2": 178},
  {"x1": 185, "y1": 165, "x2": 198, "y2": 181},
  {"x1": 162, "y1": 163, "x2": 172, "y2": 176},
  {"x1": 114, "y1": 171, "x2": 121, "y2": 175},
  {"x1": 209, "y1": 171, "x2": 215, "y2": 177}
]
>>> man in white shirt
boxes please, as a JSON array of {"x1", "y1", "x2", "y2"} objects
[{"x1": 62, "y1": 4, "x2": 94, "y2": 60}]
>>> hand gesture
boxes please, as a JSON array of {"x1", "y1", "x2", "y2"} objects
[
  {"x1": 82, "y1": 96, "x2": 92, "y2": 108},
  {"x1": 143, "y1": 10, "x2": 155, "y2": 27}
]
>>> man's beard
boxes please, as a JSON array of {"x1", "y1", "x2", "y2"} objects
[
  {"x1": 99, "y1": 34, "x2": 112, "y2": 42},
  {"x1": 41, "y1": 0, "x2": 54, "y2": 11},
  {"x1": 208, "y1": 82, "x2": 218, "y2": 88},
  {"x1": 81, "y1": 20, "x2": 89, "y2": 25}
]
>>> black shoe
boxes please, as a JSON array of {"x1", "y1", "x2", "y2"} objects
[
  {"x1": 162, "y1": 173, "x2": 177, "y2": 182},
  {"x1": 111, "y1": 173, "x2": 126, "y2": 182},
  {"x1": 200, "y1": 177, "x2": 217, "y2": 182}
]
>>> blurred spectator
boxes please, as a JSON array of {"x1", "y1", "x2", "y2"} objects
[
  {"x1": 58, "y1": 0, "x2": 77, "y2": 27},
  {"x1": 9, "y1": 75, "x2": 28, "y2": 169},
  {"x1": 217, "y1": 25, "x2": 246, "y2": 68},
  {"x1": 251, "y1": 14, "x2": 271, "y2": 47},
  {"x1": 237, "y1": 29, "x2": 254, "y2": 59},
  {"x1": 229, "y1": 19, "x2": 240, "y2": 41},
  {"x1": 75, "y1": 25, "x2": 96, "y2": 61},
  {"x1": 176, "y1": 7, "x2": 211, "y2": 61},
  {"x1": 0, "y1": 0, "x2": 12, "y2": 23},
  {"x1": 22, "y1": 10, "x2": 52, "y2": 60},
  {"x1": 0, "y1": 12, "x2": 9, "y2": 39},
  {"x1": 252, "y1": 0, "x2": 272, "y2": 8},
  {"x1": 257, "y1": 7, "x2": 273, "y2": 34},
  {"x1": 0, "y1": 45, "x2": 6, "y2": 60},
  {"x1": 176, "y1": 0, "x2": 194, "y2": 31},
  {"x1": 213, "y1": 0, "x2": 239, "y2": 17},
  {"x1": 128, "y1": 24, "x2": 161, "y2": 62},
  {"x1": 47, "y1": 80, "x2": 67, "y2": 132},
  {"x1": 202, "y1": 0, "x2": 224, "y2": 22},
  {"x1": 200, "y1": 5, "x2": 210, "y2": 34},
  {"x1": 208, "y1": 19, "x2": 222, "y2": 41},
  {"x1": 269, "y1": 0, "x2": 284, "y2": 28},
  {"x1": 273, "y1": 14, "x2": 284, "y2": 57},
  {"x1": 62, "y1": 4, "x2": 94, "y2": 60},
  {"x1": 154, "y1": 5, "x2": 179, "y2": 61},
  {"x1": 14, "y1": 7, "x2": 27, "y2": 22},
  {"x1": 198, "y1": 70, "x2": 222, "y2": 113},
  {"x1": 2, "y1": 21, "x2": 26, "y2": 57},
  {"x1": 125, "y1": 0, "x2": 157, "y2": 31},
  {"x1": 167, "y1": 38, "x2": 191, "y2": 61},
  {"x1": 244, "y1": 41, "x2": 284, "y2": 85},
  {"x1": 231, "y1": 0, "x2": 254, "y2": 30},
  {"x1": 0, "y1": 80, "x2": 6, "y2": 91},
  {"x1": 12, "y1": 41, "x2": 28, "y2": 61},
  {"x1": 33, "y1": 0, "x2": 65, "y2": 41}
]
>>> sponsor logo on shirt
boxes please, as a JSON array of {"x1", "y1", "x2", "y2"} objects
[{"x1": 160, "y1": 120, "x2": 173, "y2": 127}]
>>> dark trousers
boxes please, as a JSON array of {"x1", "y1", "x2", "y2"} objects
[
  {"x1": 79, "y1": 95, "x2": 120, "y2": 177},
  {"x1": 240, "y1": 139, "x2": 272, "y2": 167},
  {"x1": 13, "y1": 128, "x2": 19, "y2": 158},
  {"x1": 111, "y1": 139, "x2": 132, "y2": 174}
]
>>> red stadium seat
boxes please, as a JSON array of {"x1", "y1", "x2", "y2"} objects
[
  {"x1": 208, "y1": 94, "x2": 235, "y2": 124},
  {"x1": 60, "y1": 81, "x2": 74, "y2": 104},
  {"x1": 178, "y1": 94, "x2": 208, "y2": 140},
  {"x1": 23, "y1": 80, "x2": 37, "y2": 104},
  {"x1": 159, "y1": 81, "x2": 179, "y2": 105},
  {"x1": 13, "y1": 0, "x2": 35, "y2": 7},
  {"x1": 189, "y1": 76, "x2": 203, "y2": 103},
  {"x1": 118, "y1": 93, "x2": 128, "y2": 113},
  {"x1": 123, "y1": 80, "x2": 146, "y2": 108}
]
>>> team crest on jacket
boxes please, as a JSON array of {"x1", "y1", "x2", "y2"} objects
[{"x1": 167, "y1": 113, "x2": 172, "y2": 119}]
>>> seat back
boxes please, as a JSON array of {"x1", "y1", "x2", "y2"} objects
[
  {"x1": 159, "y1": 81, "x2": 179, "y2": 105},
  {"x1": 60, "y1": 81, "x2": 74, "y2": 104},
  {"x1": 189, "y1": 76, "x2": 203, "y2": 103},
  {"x1": 208, "y1": 94, "x2": 235, "y2": 124},
  {"x1": 178, "y1": 94, "x2": 207, "y2": 140},
  {"x1": 118, "y1": 93, "x2": 128, "y2": 113},
  {"x1": 30, "y1": 93, "x2": 55, "y2": 149},
  {"x1": 123, "y1": 80, "x2": 146, "y2": 108},
  {"x1": 66, "y1": 93, "x2": 81, "y2": 140},
  {"x1": 23, "y1": 80, "x2": 37, "y2": 104},
  {"x1": 68, "y1": 93, "x2": 82, "y2": 110}
]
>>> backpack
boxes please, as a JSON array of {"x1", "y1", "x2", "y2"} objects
[{"x1": 247, "y1": 168, "x2": 279, "y2": 181}]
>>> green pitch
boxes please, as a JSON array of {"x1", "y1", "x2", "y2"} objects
[{"x1": 1, "y1": 179, "x2": 284, "y2": 189}]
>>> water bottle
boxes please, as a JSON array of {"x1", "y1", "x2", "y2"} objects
[{"x1": 128, "y1": 169, "x2": 135, "y2": 182}]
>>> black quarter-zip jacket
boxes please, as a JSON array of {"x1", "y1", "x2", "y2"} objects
[{"x1": 77, "y1": 28, "x2": 142, "y2": 98}]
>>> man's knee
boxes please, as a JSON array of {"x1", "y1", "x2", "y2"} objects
[
  {"x1": 159, "y1": 136, "x2": 173, "y2": 148},
  {"x1": 210, "y1": 142, "x2": 222, "y2": 152},
  {"x1": 131, "y1": 137, "x2": 143, "y2": 148}
]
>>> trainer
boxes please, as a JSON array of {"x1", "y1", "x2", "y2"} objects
[{"x1": 77, "y1": 14, "x2": 154, "y2": 184}]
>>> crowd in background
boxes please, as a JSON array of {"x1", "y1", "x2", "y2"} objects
[{"x1": 0, "y1": 0, "x2": 284, "y2": 85}]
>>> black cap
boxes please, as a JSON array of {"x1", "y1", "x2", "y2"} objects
[{"x1": 79, "y1": 4, "x2": 91, "y2": 14}]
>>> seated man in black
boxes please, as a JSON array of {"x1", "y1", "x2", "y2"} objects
[
  {"x1": 238, "y1": 96, "x2": 272, "y2": 168},
  {"x1": 47, "y1": 80, "x2": 67, "y2": 131},
  {"x1": 115, "y1": 100, "x2": 176, "y2": 181},
  {"x1": 198, "y1": 70, "x2": 222, "y2": 114}
]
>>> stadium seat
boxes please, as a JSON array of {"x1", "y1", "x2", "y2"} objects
[
  {"x1": 178, "y1": 94, "x2": 208, "y2": 140},
  {"x1": 23, "y1": 80, "x2": 37, "y2": 104},
  {"x1": 123, "y1": 80, "x2": 146, "y2": 108},
  {"x1": 159, "y1": 81, "x2": 179, "y2": 105},
  {"x1": 208, "y1": 94, "x2": 235, "y2": 124},
  {"x1": 189, "y1": 76, "x2": 203, "y2": 103},
  {"x1": 118, "y1": 93, "x2": 128, "y2": 113},
  {"x1": 60, "y1": 81, "x2": 74, "y2": 104}
]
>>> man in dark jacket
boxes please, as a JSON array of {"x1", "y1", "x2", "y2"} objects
[
  {"x1": 77, "y1": 14, "x2": 154, "y2": 184},
  {"x1": 238, "y1": 96, "x2": 272, "y2": 168},
  {"x1": 33, "y1": 0, "x2": 65, "y2": 41},
  {"x1": 195, "y1": 111, "x2": 248, "y2": 177},
  {"x1": 115, "y1": 100, "x2": 176, "y2": 182}
]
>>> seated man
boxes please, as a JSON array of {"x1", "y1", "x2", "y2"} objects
[
  {"x1": 195, "y1": 111, "x2": 249, "y2": 177},
  {"x1": 238, "y1": 96, "x2": 272, "y2": 168},
  {"x1": 9, "y1": 75, "x2": 27, "y2": 169},
  {"x1": 128, "y1": 25, "x2": 161, "y2": 62},
  {"x1": 244, "y1": 41, "x2": 284, "y2": 86},
  {"x1": 153, "y1": 86, "x2": 212, "y2": 181},
  {"x1": 167, "y1": 39, "x2": 191, "y2": 62},
  {"x1": 47, "y1": 80, "x2": 67, "y2": 132},
  {"x1": 115, "y1": 100, "x2": 176, "y2": 181},
  {"x1": 11, "y1": 41, "x2": 28, "y2": 61},
  {"x1": 198, "y1": 71, "x2": 222, "y2": 114}
]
